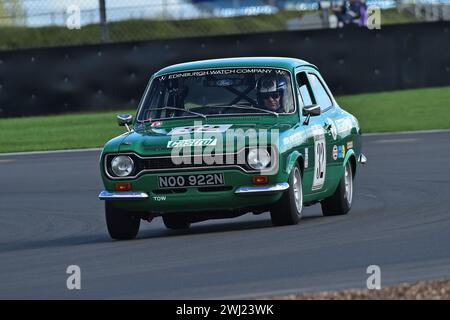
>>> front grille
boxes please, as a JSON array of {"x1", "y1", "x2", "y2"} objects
[
  {"x1": 104, "y1": 146, "x2": 274, "y2": 179},
  {"x1": 140, "y1": 153, "x2": 249, "y2": 171}
]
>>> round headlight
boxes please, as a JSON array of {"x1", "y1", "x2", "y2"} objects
[
  {"x1": 247, "y1": 148, "x2": 271, "y2": 170},
  {"x1": 111, "y1": 156, "x2": 134, "y2": 177}
]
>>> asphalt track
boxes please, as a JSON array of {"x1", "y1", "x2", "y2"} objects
[{"x1": 0, "y1": 131, "x2": 449, "y2": 299}]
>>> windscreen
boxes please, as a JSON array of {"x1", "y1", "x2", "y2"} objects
[{"x1": 137, "y1": 68, "x2": 295, "y2": 121}]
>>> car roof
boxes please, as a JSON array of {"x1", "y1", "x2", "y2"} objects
[{"x1": 154, "y1": 57, "x2": 317, "y2": 76}]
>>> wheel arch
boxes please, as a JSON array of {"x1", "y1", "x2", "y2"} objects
[
  {"x1": 324, "y1": 149, "x2": 357, "y2": 202},
  {"x1": 343, "y1": 149, "x2": 357, "y2": 178},
  {"x1": 285, "y1": 150, "x2": 304, "y2": 176}
]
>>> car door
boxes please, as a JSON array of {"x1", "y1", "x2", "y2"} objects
[
  {"x1": 306, "y1": 71, "x2": 344, "y2": 191},
  {"x1": 295, "y1": 70, "x2": 328, "y2": 196}
]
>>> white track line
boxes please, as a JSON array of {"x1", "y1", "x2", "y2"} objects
[
  {"x1": 1, "y1": 128, "x2": 449, "y2": 157},
  {"x1": 363, "y1": 128, "x2": 450, "y2": 136},
  {"x1": 0, "y1": 148, "x2": 102, "y2": 157}
]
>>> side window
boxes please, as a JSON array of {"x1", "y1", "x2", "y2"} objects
[
  {"x1": 308, "y1": 73, "x2": 333, "y2": 111},
  {"x1": 296, "y1": 72, "x2": 315, "y2": 107}
]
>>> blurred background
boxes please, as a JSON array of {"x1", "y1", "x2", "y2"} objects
[
  {"x1": 0, "y1": 0, "x2": 449, "y2": 122},
  {"x1": 0, "y1": 0, "x2": 449, "y2": 49}
]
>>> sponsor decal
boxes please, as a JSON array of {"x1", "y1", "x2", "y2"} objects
[
  {"x1": 338, "y1": 145, "x2": 346, "y2": 159},
  {"x1": 163, "y1": 68, "x2": 288, "y2": 80},
  {"x1": 335, "y1": 118, "x2": 353, "y2": 133},
  {"x1": 283, "y1": 132, "x2": 303, "y2": 146},
  {"x1": 168, "y1": 124, "x2": 232, "y2": 135},
  {"x1": 167, "y1": 138, "x2": 217, "y2": 148},
  {"x1": 332, "y1": 145, "x2": 338, "y2": 161},
  {"x1": 304, "y1": 147, "x2": 309, "y2": 168},
  {"x1": 151, "y1": 121, "x2": 163, "y2": 127},
  {"x1": 310, "y1": 125, "x2": 323, "y2": 136},
  {"x1": 347, "y1": 140, "x2": 354, "y2": 150}
]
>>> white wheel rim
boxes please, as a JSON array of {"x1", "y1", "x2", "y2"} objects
[
  {"x1": 292, "y1": 167, "x2": 303, "y2": 214},
  {"x1": 344, "y1": 162, "x2": 353, "y2": 206}
]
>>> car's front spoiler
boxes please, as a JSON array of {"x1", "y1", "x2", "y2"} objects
[
  {"x1": 99, "y1": 191, "x2": 149, "y2": 200},
  {"x1": 234, "y1": 182, "x2": 289, "y2": 195}
]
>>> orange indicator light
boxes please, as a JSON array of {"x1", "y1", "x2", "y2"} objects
[
  {"x1": 115, "y1": 183, "x2": 132, "y2": 192},
  {"x1": 252, "y1": 176, "x2": 268, "y2": 185}
]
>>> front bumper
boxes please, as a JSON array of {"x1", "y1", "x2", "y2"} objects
[
  {"x1": 99, "y1": 182, "x2": 289, "y2": 200},
  {"x1": 98, "y1": 191, "x2": 149, "y2": 200},
  {"x1": 234, "y1": 182, "x2": 289, "y2": 194},
  {"x1": 99, "y1": 168, "x2": 289, "y2": 213}
]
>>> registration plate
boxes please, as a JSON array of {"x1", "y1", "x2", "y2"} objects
[{"x1": 158, "y1": 173, "x2": 225, "y2": 189}]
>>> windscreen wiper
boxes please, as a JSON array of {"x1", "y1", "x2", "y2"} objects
[
  {"x1": 220, "y1": 104, "x2": 279, "y2": 117},
  {"x1": 143, "y1": 107, "x2": 207, "y2": 120}
]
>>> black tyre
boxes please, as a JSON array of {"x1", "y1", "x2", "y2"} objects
[
  {"x1": 321, "y1": 161, "x2": 353, "y2": 216},
  {"x1": 270, "y1": 164, "x2": 303, "y2": 226},
  {"x1": 105, "y1": 201, "x2": 140, "y2": 240},
  {"x1": 162, "y1": 214, "x2": 191, "y2": 230}
]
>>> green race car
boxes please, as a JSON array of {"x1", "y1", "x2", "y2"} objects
[{"x1": 99, "y1": 57, "x2": 367, "y2": 240}]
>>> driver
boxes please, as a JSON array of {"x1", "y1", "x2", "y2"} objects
[{"x1": 256, "y1": 74, "x2": 287, "y2": 112}]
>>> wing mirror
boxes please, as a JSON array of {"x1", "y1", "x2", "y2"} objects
[
  {"x1": 303, "y1": 104, "x2": 321, "y2": 116},
  {"x1": 117, "y1": 114, "x2": 133, "y2": 132},
  {"x1": 302, "y1": 104, "x2": 321, "y2": 125}
]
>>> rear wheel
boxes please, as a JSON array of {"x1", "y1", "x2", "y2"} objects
[
  {"x1": 105, "y1": 202, "x2": 140, "y2": 240},
  {"x1": 162, "y1": 214, "x2": 191, "y2": 230},
  {"x1": 321, "y1": 161, "x2": 353, "y2": 216},
  {"x1": 270, "y1": 164, "x2": 303, "y2": 226}
]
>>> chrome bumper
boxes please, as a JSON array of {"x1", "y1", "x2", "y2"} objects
[
  {"x1": 234, "y1": 182, "x2": 289, "y2": 195},
  {"x1": 99, "y1": 183, "x2": 289, "y2": 199},
  {"x1": 358, "y1": 153, "x2": 368, "y2": 165},
  {"x1": 98, "y1": 191, "x2": 149, "y2": 200}
]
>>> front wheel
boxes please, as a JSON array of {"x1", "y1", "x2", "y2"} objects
[
  {"x1": 321, "y1": 161, "x2": 353, "y2": 216},
  {"x1": 270, "y1": 164, "x2": 303, "y2": 226},
  {"x1": 105, "y1": 202, "x2": 140, "y2": 240}
]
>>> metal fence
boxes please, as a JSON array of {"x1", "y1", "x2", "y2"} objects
[
  {"x1": 0, "y1": 0, "x2": 405, "y2": 27},
  {"x1": 2, "y1": 0, "x2": 287, "y2": 27},
  {"x1": 1, "y1": 20, "x2": 449, "y2": 117},
  {"x1": 0, "y1": 0, "x2": 448, "y2": 50}
]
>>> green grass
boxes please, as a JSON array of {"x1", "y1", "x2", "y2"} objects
[
  {"x1": 0, "y1": 86, "x2": 449, "y2": 153},
  {"x1": 0, "y1": 111, "x2": 133, "y2": 153},
  {"x1": 380, "y1": 8, "x2": 419, "y2": 25},
  {"x1": 0, "y1": 9, "x2": 419, "y2": 50},
  {"x1": 336, "y1": 86, "x2": 450, "y2": 133}
]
